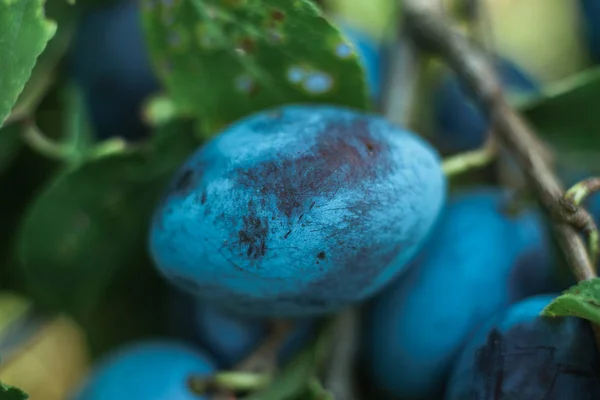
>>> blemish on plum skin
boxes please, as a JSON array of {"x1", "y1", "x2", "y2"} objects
[
  {"x1": 317, "y1": 251, "x2": 326, "y2": 260},
  {"x1": 237, "y1": 213, "x2": 269, "y2": 260},
  {"x1": 201, "y1": 191, "x2": 207, "y2": 205}
]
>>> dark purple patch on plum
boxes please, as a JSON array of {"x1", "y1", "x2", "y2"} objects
[
  {"x1": 466, "y1": 318, "x2": 600, "y2": 399},
  {"x1": 236, "y1": 201, "x2": 269, "y2": 261},
  {"x1": 234, "y1": 118, "x2": 393, "y2": 219}
]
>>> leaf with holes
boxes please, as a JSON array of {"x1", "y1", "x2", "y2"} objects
[
  {"x1": 16, "y1": 120, "x2": 200, "y2": 316},
  {"x1": 540, "y1": 278, "x2": 600, "y2": 325},
  {"x1": 0, "y1": 0, "x2": 57, "y2": 127},
  {"x1": 141, "y1": 0, "x2": 371, "y2": 135}
]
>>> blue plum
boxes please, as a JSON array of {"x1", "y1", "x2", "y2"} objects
[
  {"x1": 71, "y1": 340, "x2": 215, "y2": 400},
  {"x1": 432, "y1": 58, "x2": 539, "y2": 153},
  {"x1": 580, "y1": 0, "x2": 600, "y2": 63},
  {"x1": 363, "y1": 188, "x2": 558, "y2": 399},
  {"x1": 150, "y1": 104, "x2": 446, "y2": 317},
  {"x1": 446, "y1": 294, "x2": 600, "y2": 399},
  {"x1": 339, "y1": 25, "x2": 383, "y2": 101},
  {"x1": 166, "y1": 288, "x2": 315, "y2": 368},
  {"x1": 68, "y1": 0, "x2": 159, "y2": 141},
  {"x1": 193, "y1": 301, "x2": 315, "y2": 368}
]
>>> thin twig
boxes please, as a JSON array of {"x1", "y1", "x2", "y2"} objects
[
  {"x1": 323, "y1": 308, "x2": 360, "y2": 400},
  {"x1": 402, "y1": 0, "x2": 596, "y2": 282}
]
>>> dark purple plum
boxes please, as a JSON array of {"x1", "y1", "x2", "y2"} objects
[
  {"x1": 446, "y1": 294, "x2": 600, "y2": 399},
  {"x1": 149, "y1": 104, "x2": 446, "y2": 317}
]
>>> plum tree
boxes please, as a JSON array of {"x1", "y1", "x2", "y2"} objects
[
  {"x1": 363, "y1": 188, "x2": 559, "y2": 399},
  {"x1": 446, "y1": 294, "x2": 600, "y2": 399},
  {"x1": 193, "y1": 301, "x2": 315, "y2": 368},
  {"x1": 68, "y1": 0, "x2": 159, "y2": 141},
  {"x1": 432, "y1": 58, "x2": 539, "y2": 153},
  {"x1": 70, "y1": 341, "x2": 215, "y2": 400},
  {"x1": 149, "y1": 104, "x2": 446, "y2": 317}
]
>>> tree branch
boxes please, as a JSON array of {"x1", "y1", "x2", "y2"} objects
[{"x1": 402, "y1": 0, "x2": 596, "y2": 283}]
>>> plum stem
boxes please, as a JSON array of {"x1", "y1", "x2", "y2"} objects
[
  {"x1": 322, "y1": 308, "x2": 360, "y2": 400},
  {"x1": 188, "y1": 320, "x2": 293, "y2": 398},
  {"x1": 442, "y1": 137, "x2": 497, "y2": 177},
  {"x1": 20, "y1": 119, "x2": 70, "y2": 161},
  {"x1": 564, "y1": 178, "x2": 600, "y2": 265},
  {"x1": 402, "y1": 0, "x2": 600, "y2": 348},
  {"x1": 187, "y1": 371, "x2": 271, "y2": 396},
  {"x1": 234, "y1": 319, "x2": 294, "y2": 373}
]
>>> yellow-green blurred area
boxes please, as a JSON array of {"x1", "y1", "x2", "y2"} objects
[{"x1": 2, "y1": 0, "x2": 600, "y2": 398}]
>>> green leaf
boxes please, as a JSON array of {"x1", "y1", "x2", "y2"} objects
[
  {"x1": 141, "y1": 0, "x2": 371, "y2": 134},
  {"x1": 247, "y1": 318, "x2": 335, "y2": 400},
  {"x1": 0, "y1": 0, "x2": 57, "y2": 127},
  {"x1": 8, "y1": 0, "x2": 79, "y2": 122},
  {"x1": 16, "y1": 119, "x2": 201, "y2": 315},
  {"x1": 0, "y1": 383, "x2": 28, "y2": 400},
  {"x1": 540, "y1": 278, "x2": 600, "y2": 325},
  {"x1": 519, "y1": 67, "x2": 600, "y2": 152}
]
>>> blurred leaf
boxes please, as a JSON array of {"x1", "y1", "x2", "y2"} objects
[
  {"x1": 16, "y1": 119, "x2": 200, "y2": 316},
  {"x1": 0, "y1": 125, "x2": 22, "y2": 175},
  {"x1": 141, "y1": 0, "x2": 370, "y2": 135},
  {"x1": 8, "y1": 0, "x2": 79, "y2": 123},
  {"x1": 327, "y1": 0, "x2": 398, "y2": 41},
  {"x1": 0, "y1": 0, "x2": 57, "y2": 127},
  {"x1": 519, "y1": 67, "x2": 600, "y2": 152},
  {"x1": 541, "y1": 278, "x2": 600, "y2": 324},
  {"x1": 247, "y1": 318, "x2": 335, "y2": 400},
  {"x1": 0, "y1": 383, "x2": 28, "y2": 400}
]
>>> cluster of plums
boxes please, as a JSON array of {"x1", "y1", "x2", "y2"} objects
[{"x1": 67, "y1": 0, "x2": 600, "y2": 399}]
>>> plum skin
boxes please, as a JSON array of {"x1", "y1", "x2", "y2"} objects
[
  {"x1": 149, "y1": 104, "x2": 446, "y2": 317},
  {"x1": 363, "y1": 188, "x2": 558, "y2": 399},
  {"x1": 68, "y1": 0, "x2": 159, "y2": 141},
  {"x1": 432, "y1": 58, "x2": 539, "y2": 153},
  {"x1": 71, "y1": 341, "x2": 216, "y2": 400},
  {"x1": 446, "y1": 294, "x2": 600, "y2": 399}
]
